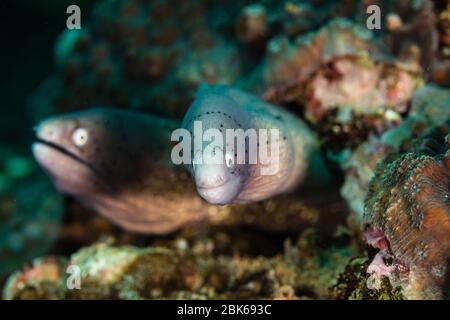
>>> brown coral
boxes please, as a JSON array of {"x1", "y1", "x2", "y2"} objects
[
  {"x1": 258, "y1": 18, "x2": 421, "y2": 151},
  {"x1": 3, "y1": 257, "x2": 65, "y2": 300},
  {"x1": 340, "y1": 85, "x2": 450, "y2": 226},
  {"x1": 304, "y1": 55, "x2": 417, "y2": 124},
  {"x1": 261, "y1": 18, "x2": 375, "y2": 102},
  {"x1": 364, "y1": 123, "x2": 450, "y2": 299}
]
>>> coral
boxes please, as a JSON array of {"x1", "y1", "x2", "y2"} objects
[
  {"x1": 3, "y1": 229, "x2": 355, "y2": 300},
  {"x1": 381, "y1": 84, "x2": 450, "y2": 150},
  {"x1": 336, "y1": 87, "x2": 450, "y2": 298},
  {"x1": 27, "y1": 0, "x2": 368, "y2": 124},
  {"x1": 8, "y1": 0, "x2": 450, "y2": 301},
  {"x1": 331, "y1": 256, "x2": 405, "y2": 300},
  {"x1": 260, "y1": 18, "x2": 375, "y2": 99},
  {"x1": 306, "y1": 55, "x2": 418, "y2": 150},
  {"x1": 340, "y1": 85, "x2": 450, "y2": 225},
  {"x1": 366, "y1": 0, "x2": 437, "y2": 70},
  {"x1": 29, "y1": 0, "x2": 246, "y2": 121},
  {"x1": 28, "y1": 3, "x2": 424, "y2": 155},
  {"x1": 258, "y1": 18, "x2": 421, "y2": 151},
  {"x1": 2, "y1": 257, "x2": 66, "y2": 300},
  {"x1": 304, "y1": 55, "x2": 417, "y2": 124},
  {"x1": 364, "y1": 122, "x2": 450, "y2": 299}
]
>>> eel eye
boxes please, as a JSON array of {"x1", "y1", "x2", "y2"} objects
[
  {"x1": 225, "y1": 153, "x2": 234, "y2": 168},
  {"x1": 72, "y1": 128, "x2": 89, "y2": 147}
]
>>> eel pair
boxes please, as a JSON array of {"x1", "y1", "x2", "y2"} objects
[{"x1": 33, "y1": 85, "x2": 331, "y2": 233}]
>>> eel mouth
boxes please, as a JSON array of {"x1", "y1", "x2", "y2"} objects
[
  {"x1": 196, "y1": 177, "x2": 242, "y2": 205},
  {"x1": 33, "y1": 137, "x2": 105, "y2": 179}
]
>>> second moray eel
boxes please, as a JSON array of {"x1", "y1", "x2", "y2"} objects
[{"x1": 182, "y1": 84, "x2": 331, "y2": 205}]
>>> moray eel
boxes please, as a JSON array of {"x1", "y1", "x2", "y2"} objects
[
  {"x1": 32, "y1": 107, "x2": 208, "y2": 234},
  {"x1": 182, "y1": 84, "x2": 330, "y2": 205}
]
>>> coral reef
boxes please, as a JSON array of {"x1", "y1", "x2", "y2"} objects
[
  {"x1": 3, "y1": 0, "x2": 450, "y2": 301},
  {"x1": 3, "y1": 229, "x2": 356, "y2": 300},
  {"x1": 30, "y1": 0, "x2": 247, "y2": 121},
  {"x1": 369, "y1": 0, "x2": 437, "y2": 70},
  {"x1": 259, "y1": 18, "x2": 375, "y2": 100},
  {"x1": 364, "y1": 122, "x2": 450, "y2": 299},
  {"x1": 331, "y1": 256, "x2": 404, "y2": 300},
  {"x1": 382, "y1": 84, "x2": 450, "y2": 149},
  {"x1": 340, "y1": 84, "x2": 450, "y2": 225},
  {"x1": 2, "y1": 256, "x2": 66, "y2": 300},
  {"x1": 30, "y1": 1, "x2": 423, "y2": 123},
  {"x1": 259, "y1": 18, "x2": 421, "y2": 151}
]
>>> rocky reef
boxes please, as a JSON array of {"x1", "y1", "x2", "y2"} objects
[
  {"x1": 364, "y1": 121, "x2": 450, "y2": 299},
  {"x1": 340, "y1": 84, "x2": 450, "y2": 223},
  {"x1": 4, "y1": 228, "x2": 356, "y2": 300},
  {"x1": 2, "y1": 0, "x2": 450, "y2": 300}
]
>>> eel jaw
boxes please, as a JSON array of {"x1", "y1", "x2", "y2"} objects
[{"x1": 32, "y1": 139, "x2": 108, "y2": 196}]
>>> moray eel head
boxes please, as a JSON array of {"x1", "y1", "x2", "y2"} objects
[
  {"x1": 32, "y1": 108, "x2": 121, "y2": 197},
  {"x1": 182, "y1": 86, "x2": 251, "y2": 205},
  {"x1": 192, "y1": 147, "x2": 244, "y2": 205}
]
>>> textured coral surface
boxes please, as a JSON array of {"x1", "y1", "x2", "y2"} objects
[{"x1": 365, "y1": 124, "x2": 450, "y2": 299}]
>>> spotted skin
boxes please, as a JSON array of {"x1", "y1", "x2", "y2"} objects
[
  {"x1": 32, "y1": 107, "x2": 209, "y2": 234},
  {"x1": 182, "y1": 84, "x2": 328, "y2": 205}
]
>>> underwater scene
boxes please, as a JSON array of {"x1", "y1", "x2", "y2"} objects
[{"x1": 0, "y1": 0, "x2": 449, "y2": 301}]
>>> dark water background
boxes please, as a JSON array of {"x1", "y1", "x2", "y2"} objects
[{"x1": 0, "y1": 0, "x2": 95, "y2": 150}]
